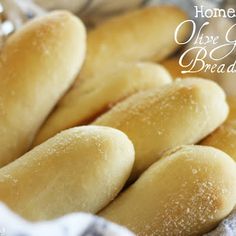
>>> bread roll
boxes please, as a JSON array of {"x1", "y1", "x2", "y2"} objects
[
  {"x1": 33, "y1": 62, "x2": 172, "y2": 145},
  {"x1": 93, "y1": 78, "x2": 228, "y2": 181},
  {"x1": 201, "y1": 97, "x2": 236, "y2": 161},
  {"x1": 0, "y1": 126, "x2": 134, "y2": 221},
  {"x1": 80, "y1": 5, "x2": 190, "y2": 79},
  {"x1": 0, "y1": 11, "x2": 86, "y2": 167},
  {"x1": 99, "y1": 145, "x2": 236, "y2": 235}
]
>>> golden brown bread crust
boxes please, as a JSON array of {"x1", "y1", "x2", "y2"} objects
[
  {"x1": 93, "y1": 78, "x2": 228, "y2": 181},
  {"x1": 0, "y1": 126, "x2": 134, "y2": 221},
  {"x1": 99, "y1": 145, "x2": 236, "y2": 235},
  {"x1": 0, "y1": 11, "x2": 86, "y2": 167},
  {"x1": 33, "y1": 62, "x2": 172, "y2": 145},
  {"x1": 80, "y1": 5, "x2": 191, "y2": 79},
  {"x1": 201, "y1": 97, "x2": 236, "y2": 161}
]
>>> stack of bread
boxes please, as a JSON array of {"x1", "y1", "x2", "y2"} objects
[{"x1": 0, "y1": 5, "x2": 236, "y2": 236}]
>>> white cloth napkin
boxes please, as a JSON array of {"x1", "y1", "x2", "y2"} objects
[
  {"x1": 204, "y1": 208, "x2": 236, "y2": 236},
  {"x1": 1, "y1": 202, "x2": 236, "y2": 236},
  {"x1": 0, "y1": 203, "x2": 134, "y2": 236}
]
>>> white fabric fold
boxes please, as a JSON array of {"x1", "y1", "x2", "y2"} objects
[{"x1": 0, "y1": 203, "x2": 134, "y2": 236}]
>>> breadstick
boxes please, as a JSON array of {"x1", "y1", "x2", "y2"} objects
[
  {"x1": 0, "y1": 126, "x2": 134, "y2": 221},
  {"x1": 33, "y1": 62, "x2": 172, "y2": 145},
  {"x1": 99, "y1": 145, "x2": 236, "y2": 236},
  {"x1": 0, "y1": 11, "x2": 86, "y2": 167},
  {"x1": 94, "y1": 78, "x2": 228, "y2": 181},
  {"x1": 80, "y1": 5, "x2": 190, "y2": 79},
  {"x1": 201, "y1": 96, "x2": 236, "y2": 161}
]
